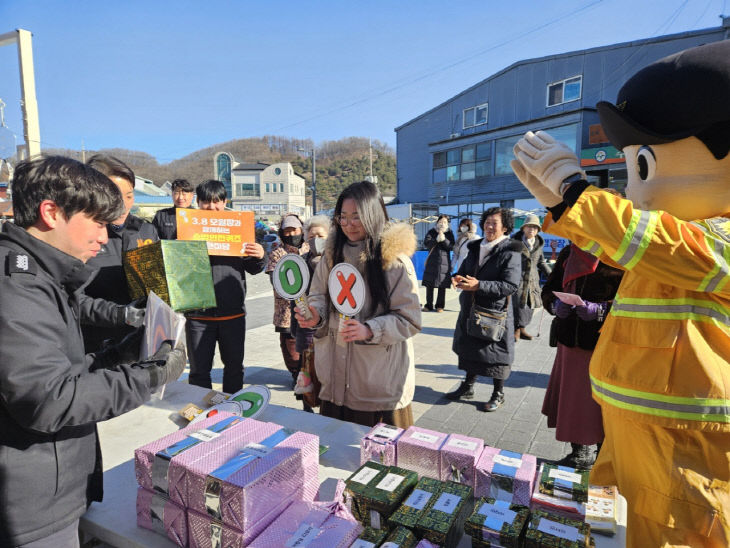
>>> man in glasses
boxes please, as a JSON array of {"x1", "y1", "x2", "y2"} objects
[{"x1": 152, "y1": 178, "x2": 195, "y2": 240}]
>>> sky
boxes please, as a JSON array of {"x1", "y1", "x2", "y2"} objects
[{"x1": 0, "y1": 0, "x2": 727, "y2": 164}]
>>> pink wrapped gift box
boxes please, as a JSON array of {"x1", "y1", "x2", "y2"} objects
[
  {"x1": 360, "y1": 422, "x2": 403, "y2": 466},
  {"x1": 134, "y1": 412, "x2": 253, "y2": 496},
  {"x1": 183, "y1": 427, "x2": 320, "y2": 532},
  {"x1": 249, "y1": 500, "x2": 362, "y2": 548},
  {"x1": 474, "y1": 446, "x2": 536, "y2": 507},
  {"x1": 396, "y1": 426, "x2": 447, "y2": 479},
  {"x1": 439, "y1": 433, "x2": 483, "y2": 487},
  {"x1": 187, "y1": 508, "x2": 246, "y2": 548},
  {"x1": 136, "y1": 487, "x2": 187, "y2": 547}
]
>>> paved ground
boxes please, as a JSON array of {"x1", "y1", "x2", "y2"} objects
[{"x1": 188, "y1": 283, "x2": 569, "y2": 462}]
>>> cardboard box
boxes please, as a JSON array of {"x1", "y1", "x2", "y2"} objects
[
  {"x1": 396, "y1": 426, "x2": 447, "y2": 479},
  {"x1": 440, "y1": 433, "x2": 483, "y2": 487},
  {"x1": 415, "y1": 480, "x2": 474, "y2": 547},
  {"x1": 524, "y1": 509, "x2": 593, "y2": 548},
  {"x1": 136, "y1": 487, "x2": 187, "y2": 547},
  {"x1": 387, "y1": 476, "x2": 442, "y2": 530},
  {"x1": 538, "y1": 464, "x2": 590, "y2": 503},
  {"x1": 475, "y1": 447, "x2": 537, "y2": 507},
  {"x1": 464, "y1": 497, "x2": 529, "y2": 547},
  {"x1": 345, "y1": 463, "x2": 418, "y2": 529},
  {"x1": 360, "y1": 423, "x2": 404, "y2": 466}
]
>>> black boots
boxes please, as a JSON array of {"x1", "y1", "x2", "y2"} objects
[
  {"x1": 554, "y1": 443, "x2": 596, "y2": 470},
  {"x1": 481, "y1": 391, "x2": 504, "y2": 412},
  {"x1": 445, "y1": 379, "x2": 475, "y2": 401}
]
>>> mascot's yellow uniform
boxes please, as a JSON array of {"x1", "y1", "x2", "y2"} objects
[{"x1": 511, "y1": 40, "x2": 730, "y2": 547}]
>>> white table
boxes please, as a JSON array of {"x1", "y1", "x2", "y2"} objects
[{"x1": 80, "y1": 381, "x2": 626, "y2": 547}]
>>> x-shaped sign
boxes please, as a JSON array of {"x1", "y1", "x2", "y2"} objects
[{"x1": 336, "y1": 270, "x2": 357, "y2": 308}]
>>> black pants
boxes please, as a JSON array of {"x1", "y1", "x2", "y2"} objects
[
  {"x1": 425, "y1": 286, "x2": 446, "y2": 309},
  {"x1": 186, "y1": 315, "x2": 246, "y2": 394}
]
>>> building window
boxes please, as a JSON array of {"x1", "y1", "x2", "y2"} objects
[
  {"x1": 433, "y1": 168, "x2": 447, "y2": 183},
  {"x1": 446, "y1": 166, "x2": 460, "y2": 181},
  {"x1": 495, "y1": 123, "x2": 579, "y2": 176},
  {"x1": 463, "y1": 103, "x2": 488, "y2": 129},
  {"x1": 279, "y1": 183, "x2": 284, "y2": 193},
  {"x1": 235, "y1": 183, "x2": 260, "y2": 197},
  {"x1": 461, "y1": 145, "x2": 475, "y2": 163},
  {"x1": 265, "y1": 183, "x2": 270, "y2": 193},
  {"x1": 275, "y1": 167, "x2": 282, "y2": 175},
  {"x1": 216, "y1": 153, "x2": 232, "y2": 197},
  {"x1": 461, "y1": 162, "x2": 476, "y2": 180},
  {"x1": 433, "y1": 140, "x2": 493, "y2": 182},
  {"x1": 476, "y1": 160, "x2": 491, "y2": 177},
  {"x1": 476, "y1": 142, "x2": 491, "y2": 160},
  {"x1": 446, "y1": 149, "x2": 460, "y2": 165},
  {"x1": 433, "y1": 151, "x2": 446, "y2": 168},
  {"x1": 547, "y1": 76, "x2": 582, "y2": 106}
]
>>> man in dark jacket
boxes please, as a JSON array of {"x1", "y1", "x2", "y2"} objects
[
  {"x1": 152, "y1": 178, "x2": 195, "y2": 239},
  {"x1": 185, "y1": 180, "x2": 266, "y2": 394},
  {"x1": 82, "y1": 154, "x2": 159, "y2": 353},
  {"x1": 0, "y1": 156, "x2": 186, "y2": 547}
]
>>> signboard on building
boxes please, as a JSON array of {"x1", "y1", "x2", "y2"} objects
[
  {"x1": 176, "y1": 209, "x2": 255, "y2": 256},
  {"x1": 580, "y1": 145, "x2": 624, "y2": 167}
]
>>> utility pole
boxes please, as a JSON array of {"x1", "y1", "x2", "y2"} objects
[
  {"x1": 81, "y1": 139, "x2": 86, "y2": 163},
  {"x1": 297, "y1": 147, "x2": 317, "y2": 214},
  {"x1": 369, "y1": 137, "x2": 373, "y2": 179}
]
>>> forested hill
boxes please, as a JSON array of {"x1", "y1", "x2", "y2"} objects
[{"x1": 46, "y1": 136, "x2": 396, "y2": 209}]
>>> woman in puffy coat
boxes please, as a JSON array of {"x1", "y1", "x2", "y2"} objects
[
  {"x1": 445, "y1": 207, "x2": 521, "y2": 412},
  {"x1": 296, "y1": 181, "x2": 422, "y2": 428},
  {"x1": 422, "y1": 215, "x2": 455, "y2": 312}
]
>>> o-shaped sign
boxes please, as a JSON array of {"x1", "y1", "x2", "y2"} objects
[
  {"x1": 328, "y1": 262, "x2": 365, "y2": 316},
  {"x1": 272, "y1": 254, "x2": 310, "y2": 300}
]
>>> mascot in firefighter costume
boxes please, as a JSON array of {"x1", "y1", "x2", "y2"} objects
[{"x1": 511, "y1": 40, "x2": 730, "y2": 546}]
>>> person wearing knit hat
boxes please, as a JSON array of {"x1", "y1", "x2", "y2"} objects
[{"x1": 510, "y1": 214, "x2": 551, "y2": 342}]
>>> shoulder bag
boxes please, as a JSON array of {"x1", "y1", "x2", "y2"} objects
[{"x1": 465, "y1": 251, "x2": 510, "y2": 343}]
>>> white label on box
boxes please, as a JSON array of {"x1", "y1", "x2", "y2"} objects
[
  {"x1": 285, "y1": 523, "x2": 321, "y2": 547},
  {"x1": 350, "y1": 466, "x2": 380, "y2": 485},
  {"x1": 536, "y1": 518, "x2": 580, "y2": 542},
  {"x1": 243, "y1": 442, "x2": 273, "y2": 458},
  {"x1": 477, "y1": 503, "x2": 517, "y2": 526},
  {"x1": 369, "y1": 509, "x2": 381, "y2": 529},
  {"x1": 549, "y1": 468, "x2": 582, "y2": 484},
  {"x1": 404, "y1": 489, "x2": 433, "y2": 510},
  {"x1": 376, "y1": 473, "x2": 405, "y2": 492},
  {"x1": 492, "y1": 454, "x2": 522, "y2": 468},
  {"x1": 350, "y1": 541, "x2": 376, "y2": 548},
  {"x1": 446, "y1": 437, "x2": 478, "y2": 451},
  {"x1": 188, "y1": 429, "x2": 221, "y2": 442},
  {"x1": 410, "y1": 431, "x2": 439, "y2": 444},
  {"x1": 371, "y1": 425, "x2": 400, "y2": 440},
  {"x1": 432, "y1": 492, "x2": 461, "y2": 515}
]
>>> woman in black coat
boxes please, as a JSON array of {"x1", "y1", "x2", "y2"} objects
[
  {"x1": 422, "y1": 215, "x2": 455, "y2": 312},
  {"x1": 446, "y1": 207, "x2": 522, "y2": 412}
]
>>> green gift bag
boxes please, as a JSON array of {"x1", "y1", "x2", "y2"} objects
[{"x1": 123, "y1": 240, "x2": 216, "y2": 312}]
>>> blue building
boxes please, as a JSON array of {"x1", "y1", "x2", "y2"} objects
[{"x1": 395, "y1": 21, "x2": 730, "y2": 222}]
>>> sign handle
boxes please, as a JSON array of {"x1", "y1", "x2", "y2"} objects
[
  {"x1": 295, "y1": 295, "x2": 312, "y2": 320},
  {"x1": 337, "y1": 312, "x2": 350, "y2": 347}
]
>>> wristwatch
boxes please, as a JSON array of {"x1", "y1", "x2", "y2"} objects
[{"x1": 559, "y1": 173, "x2": 584, "y2": 196}]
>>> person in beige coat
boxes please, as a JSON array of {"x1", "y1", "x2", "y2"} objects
[{"x1": 296, "y1": 181, "x2": 422, "y2": 428}]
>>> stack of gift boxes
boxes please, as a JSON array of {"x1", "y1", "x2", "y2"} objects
[
  {"x1": 353, "y1": 423, "x2": 619, "y2": 547},
  {"x1": 134, "y1": 411, "x2": 362, "y2": 547}
]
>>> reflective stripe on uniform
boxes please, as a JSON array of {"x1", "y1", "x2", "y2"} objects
[
  {"x1": 591, "y1": 375, "x2": 730, "y2": 423},
  {"x1": 578, "y1": 240, "x2": 603, "y2": 258},
  {"x1": 611, "y1": 210, "x2": 659, "y2": 269},
  {"x1": 698, "y1": 234, "x2": 730, "y2": 293},
  {"x1": 611, "y1": 296, "x2": 730, "y2": 328}
]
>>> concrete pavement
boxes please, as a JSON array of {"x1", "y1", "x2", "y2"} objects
[{"x1": 191, "y1": 286, "x2": 569, "y2": 462}]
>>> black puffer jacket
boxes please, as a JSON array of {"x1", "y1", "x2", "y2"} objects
[
  {"x1": 152, "y1": 206, "x2": 179, "y2": 240},
  {"x1": 0, "y1": 223, "x2": 156, "y2": 546},
  {"x1": 452, "y1": 237, "x2": 521, "y2": 366},
  {"x1": 82, "y1": 214, "x2": 159, "y2": 352},
  {"x1": 541, "y1": 245, "x2": 623, "y2": 351},
  {"x1": 422, "y1": 228, "x2": 455, "y2": 288}
]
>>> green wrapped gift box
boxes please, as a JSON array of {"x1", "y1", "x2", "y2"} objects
[
  {"x1": 524, "y1": 509, "x2": 594, "y2": 548},
  {"x1": 345, "y1": 463, "x2": 418, "y2": 530},
  {"x1": 351, "y1": 526, "x2": 388, "y2": 547},
  {"x1": 415, "y1": 480, "x2": 473, "y2": 547},
  {"x1": 538, "y1": 465, "x2": 590, "y2": 504},
  {"x1": 388, "y1": 476, "x2": 442, "y2": 530},
  {"x1": 464, "y1": 497, "x2": 529, "y2": 547},
  {"x1": 383, "y1": 525, "x2": 418, "y2": 548},
  {"x1": 123, "y1": 240, "x2": 216, "y2": 312}
]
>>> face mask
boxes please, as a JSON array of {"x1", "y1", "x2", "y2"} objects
[
  {"x1": 311, "y1": 236, "x2": 326, "y2": 255},
  {"x1": 460, "y1": 225, "x2": 468, "y2": 233},
  {"x1": 282, "y1": 234, "x2": 303, "y2": 248}
]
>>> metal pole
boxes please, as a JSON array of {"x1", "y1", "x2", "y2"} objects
[
  {"x1": 311, "y1": 148, "x2": 317, "y2": 215},
  {"x1": 16, "y1": 29, "x2": 41, "y2": 158}
]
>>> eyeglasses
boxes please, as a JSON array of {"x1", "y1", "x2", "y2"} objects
[{"x1": 334, "y1": 214, "x2": 362, "y2": 226}]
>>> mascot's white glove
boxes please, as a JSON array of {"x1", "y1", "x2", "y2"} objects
[
  {"x1": 513, "y1": 131, "x2": 585, "y2": 198},
  {"x1": 510, "y1": 157, "x2": 562, "y2": 207}
]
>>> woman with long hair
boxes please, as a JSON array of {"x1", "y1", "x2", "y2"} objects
[{"x1": 296, "y1": 181, "x2": 422, "y2": 428}]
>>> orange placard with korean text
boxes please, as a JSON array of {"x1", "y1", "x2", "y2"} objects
[{"x1": 176, "y1": 209, "x2": 255, "y2": 256}]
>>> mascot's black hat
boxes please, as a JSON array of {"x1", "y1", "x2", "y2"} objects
[{"x1": 597, "y1": 39, "x2": 730, "y2": 159}]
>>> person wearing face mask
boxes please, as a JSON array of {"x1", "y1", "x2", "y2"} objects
[
  {"x1": 267, "y1": 213, "x2": 310, "y2": 385},
  {"x1": 422, "y1": 215, "x2": 455, "y2": 312},
  {"x1": 289, "y1": 215, "x2": 330, "y2": 411},
  {"x1": 511, "y1": 214, "x2": 551, "y2": 341},
  {"x1": 452, "y1": 218, "x2": 480, "y2": 274}
]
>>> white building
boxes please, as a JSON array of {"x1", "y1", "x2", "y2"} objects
[{"x1": 214, "y1": 152, "x2": 307, "y2": 220}]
